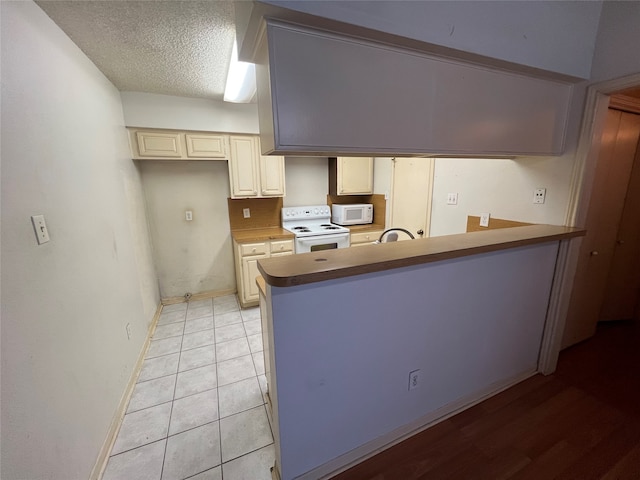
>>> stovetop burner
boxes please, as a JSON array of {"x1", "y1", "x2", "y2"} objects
[{"x1": 282, "y1": 205, "x2": 351, "y2": 238}]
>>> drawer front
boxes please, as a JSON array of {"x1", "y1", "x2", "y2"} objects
[
  {"x1": 351, "y1": 230, "x2": 383, "y2": 245},
  {"x1": 240, "y1": 242, "x2": 268, "y2": 256},
  {"x1": 270, "y1": 239, "x2": 294, "y2": 254}
]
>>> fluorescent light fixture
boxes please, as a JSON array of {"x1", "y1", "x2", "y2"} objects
[{"x1": 224, "y1": 40, "x2": 256, "y2": 103}]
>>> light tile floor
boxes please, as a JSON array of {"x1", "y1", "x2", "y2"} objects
[{"x1": 102, "y1": 295, "x2": 274, "y2": 480}]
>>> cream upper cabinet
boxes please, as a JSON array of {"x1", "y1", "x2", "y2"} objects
[
  {"x1": 229, "y1": 135, "x2": 260, "y2": 197},
  {"x1": 128, "y1": 129, "x2": 229, "y2": 160},
  {"x1": 330, "y1": 157, "x2": 374, "y2": 195},
  {"x1": 135, "y1": 131, "x2": 183, "y2": 158},
  {"x1": 259, "y1": 152, "x2": 285, "y2": 196},
  {"x1": 229, "y1": 135, "x2": 285, "y2": 198},
  {"x1": 185, "y1": 133, "x2": 228, "y2": 158}
]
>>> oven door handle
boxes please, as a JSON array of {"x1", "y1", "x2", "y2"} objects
[{"x1": 297, "y1": 233, "x2": 350, "y2": 244}]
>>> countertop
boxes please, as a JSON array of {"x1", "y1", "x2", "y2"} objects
[
  {"x1": 257, "y1": 224, "x2": 585, "y2": 288},
  {"x1": 347, "y1": 223, "x2": 385, "y2": 233},
  {"x1": 231, "y1": 227, "x2": 294, "y2": 243}
]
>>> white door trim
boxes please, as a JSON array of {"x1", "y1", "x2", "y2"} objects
[{"x1": 538, "y1": 72, "x2": 640, "y2": 374}]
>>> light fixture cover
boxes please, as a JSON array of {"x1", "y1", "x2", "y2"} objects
[{"x1": 224, "y1": 40, "x2": 256, "y2": 103}]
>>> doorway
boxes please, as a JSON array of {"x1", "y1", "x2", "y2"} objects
[
  {"x1": 561, "y1": 88, "x2": 640, "y2": 349},
  {"x1": 389, "y1": 157, "x2": 434, "y2": 240}
]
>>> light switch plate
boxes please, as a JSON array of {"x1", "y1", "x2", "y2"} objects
[
  {"x1": 31, "y1": 215, "x2": 50, "y2": 244},
  {"x1": 447, "y1": 193, "x2": 458, "y2": 205}
]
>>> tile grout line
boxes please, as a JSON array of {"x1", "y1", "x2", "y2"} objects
[
  {"x1": 159, "y1": 309, "x2": 187, "y2": 480},
  {"x1": 214, "y1": 302, "x2": 224, "y2": 479}
]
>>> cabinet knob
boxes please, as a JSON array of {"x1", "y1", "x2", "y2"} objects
[
  {"x1": 365, "y1": 235, "x2": 370, "y2": 240},
  {"x1": 252, "y1": 248, "x2": 256, "y2": 252},
  {"x1": 417, "y1": 229, "x2": 424, "y2": 237},
  {"x1": 590, "y1": 250, "x2": 599, "y2": 256},
  {"x1": 280, "y1": 245, "x2": 284, "y2": 250}
]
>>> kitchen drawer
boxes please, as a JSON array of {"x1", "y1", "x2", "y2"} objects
[
  {"x1": 240, "y1": 242, "x2": 268, "y2": 256},
  {"x1": 270, "y1": 239, "x2": 294, "y2": 254},
  {"x1": 351, "y1": 230, "x2": 383, "y2": 245}
]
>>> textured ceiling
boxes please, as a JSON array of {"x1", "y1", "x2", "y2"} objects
[{"x1": 36, "y1": 0, "x2": 236, "y2": 100}]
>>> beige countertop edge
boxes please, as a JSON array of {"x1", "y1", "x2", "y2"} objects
[
  {"x1": 347, "y1": 223, "x2": 385, "y2": 232},
  {"x1": 256, "y1": 276, "x2": 266, "y2": 297},
  {"x1": 231, "y1": 227, "x2": 294, "y2": 242},
  {"x1": 257, "y1": 225, "x2": 585, "y2": 288}
]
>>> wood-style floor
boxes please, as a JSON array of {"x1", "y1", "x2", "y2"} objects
[{"x1": 334, "y1": 320, "x2": 640, "y2": 480}]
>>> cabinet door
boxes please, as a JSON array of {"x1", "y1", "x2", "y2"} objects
[
  {"x1": 241, "y1": 254, "x2": 267, "y2": 304},
  {"x1": 337, "y1": 157, "x2": 373, "y2": 195},
  {"x1": 185, "y1": 133, "x2": 228, "y2": 158},
  {"x1": 259, "y1": 154, "x2": 286, "y2": 196},
  {"x1": 136, "y1": 131, "x2": 183, "y2": 158},
  {"x1": 229, "y1": 136, "x2": 260, "y2": 198}
]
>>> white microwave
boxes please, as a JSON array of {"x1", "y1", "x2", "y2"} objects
[{"x1": 331, "y1": 203, "x2": 373, "y2": 226}]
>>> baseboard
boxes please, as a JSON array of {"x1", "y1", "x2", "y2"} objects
[
  {"x1": 292, "y1": 369, "x2": 537, "y2": 480},
  {"x1": 89, "y1": 303, "x2": 164, "y2": 480},
  {"x1": 161, "y1": 288, "x2": 236, "y2": 306}
]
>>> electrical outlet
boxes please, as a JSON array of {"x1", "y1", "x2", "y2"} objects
[
  {"x1": 480, "y1": 212, "x2": 491, "y2": 227},
  {"x1": 126, "y1": 323, "x2": 131, "y2": 340},
  {"x1": 447, "y1": 193, "x2": 458, "y2": 205},
  {"x1": 243, "y1": 208, "x2": 251, "y2": 218},
  {"x1": 533, "y1": 188, "x2": 546, "y2": 204},
  {"x1": 408, "y1": 369, "x2": 421, "y2": 391},
  {"x1": 31, "y1": 215, "x2": 50, "y2": 244},
  {"x1": 185, "y1": 210, "x2": 193, "y2": 221}
]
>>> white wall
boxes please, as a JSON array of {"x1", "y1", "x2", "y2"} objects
[
  {"x1": 261, "y1": 0, "x2": 602, "y2": 79},
  {"x1": 430, "y1": 156, "x2": 574, "y2": 236},
  {"x1": 121, "y1": 91, "x2": 260, "y2": 133},
  {"x1": 0, "y1": 2, "x2": 159, "y2": 479},
  {"x1": 590, "y1": 1, "x2": 640, "y2": 83},
  {"x1": 283, "y1": 157, "x2": 329, "y2": 206},
  {"x1": 139, "y1": 161, "x2": 236, "y2": 299}
]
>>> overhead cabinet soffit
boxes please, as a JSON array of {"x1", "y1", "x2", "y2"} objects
[{"x1": 255, "y1": 20, "x2": 573, "y2": 157}]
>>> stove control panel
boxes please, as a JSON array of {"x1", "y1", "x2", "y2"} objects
[{"x1": 282, "y1": 205, "x2": 331, "y2": 220}]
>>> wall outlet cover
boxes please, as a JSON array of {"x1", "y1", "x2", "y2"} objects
[
  {"x1": 480, "y1": 213, "x2": 491, "y2": 227},
  {"x1": 533, "y1": 188, "x2": 546, "y2": 204}
]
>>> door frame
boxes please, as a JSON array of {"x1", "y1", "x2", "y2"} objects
[
  {"x1": 538, "y1": 72, "x2": 640, "y2": 374},
  {"x1": 388, "y1": 157, "x2": 435, "y2": 237}
]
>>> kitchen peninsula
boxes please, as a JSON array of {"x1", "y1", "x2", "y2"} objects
[{"x1": 257, "y1": 225, "x2": 584, "y2": 480}]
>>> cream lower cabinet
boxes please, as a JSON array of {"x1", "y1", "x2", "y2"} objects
[
  {"x1": 229, "y1": 135, "x2": 285, "y2": 198},
  {"x1": 350, "y1": 230, "x2": 384, "y2": 247},
  {"x1": 234, "y1": 238, "x2": 293, "y2": 307}
]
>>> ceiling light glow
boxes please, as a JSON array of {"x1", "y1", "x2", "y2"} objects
[{"x1": 224, "y1": 40, "x2": 256, "y2": 103}]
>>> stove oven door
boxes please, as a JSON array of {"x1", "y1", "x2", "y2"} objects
[{"x1": 295, "y1": 233, "x2": 350, "y2": 253}]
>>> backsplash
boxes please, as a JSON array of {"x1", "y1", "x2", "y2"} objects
[{"x1": 227, "y1": 197, "x2": 283, "y2": 230}]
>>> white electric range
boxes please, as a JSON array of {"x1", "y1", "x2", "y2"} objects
[{"x1": 282, "y1": 205, "x2": 351, "y2": 253}]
